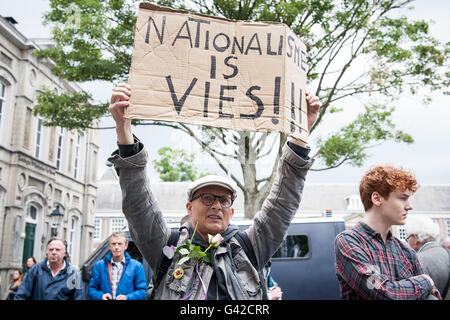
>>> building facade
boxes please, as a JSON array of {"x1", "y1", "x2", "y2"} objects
[
  {"x1": 0, "y1": 15, "x2": 99, "y2": 296},
  {"x1": 93, "y1": 169, "x2": 450, "y2": 248}
]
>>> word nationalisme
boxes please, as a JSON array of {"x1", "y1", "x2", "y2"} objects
[{"x1": 145, "y1": 15, "x2": 307, "y2": 71}]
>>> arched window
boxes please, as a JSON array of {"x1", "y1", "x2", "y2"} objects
[
  {"x1": 23, "y1": 203, "x2": 39, "y2": 269},
  {"x1": 26, "y1": 204, "x2": 38, "y2": 223}
]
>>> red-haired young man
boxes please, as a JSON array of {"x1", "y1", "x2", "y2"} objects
[{"x1": 334, "y1": 166, "x2": 441, "y2": 300}]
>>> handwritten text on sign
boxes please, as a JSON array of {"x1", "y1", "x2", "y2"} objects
[{"x1": 127, "y1": 3, "x2": 308, "y2": 142}]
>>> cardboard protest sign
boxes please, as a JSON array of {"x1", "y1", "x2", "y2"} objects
[{"x1": 127, "y1": 2, "x2": 309, "y2": 142}]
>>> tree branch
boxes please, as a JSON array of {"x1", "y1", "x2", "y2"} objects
[
  {"x1": 178, "y1": 124, "x2": 245, "y2": 190},
  {"x1": 311, "y1": 27, "x2": 372, "y2": 133},
  {"x1": 310, "y1": 155, "x2": 350, "y2": 172}
]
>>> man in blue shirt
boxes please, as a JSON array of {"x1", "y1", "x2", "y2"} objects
[
  {"x1": 88, "y1": 231, "x2": 147, "y2": 300},
  {"x1": 15, "y1": 238, "x2": 84, "y2": 300}
]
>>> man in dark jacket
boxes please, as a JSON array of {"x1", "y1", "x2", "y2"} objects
[
  {"x1": 88, "y1": 231, "x2": 146, "y2": 300},
  {"x1": 14, "y1": 238, "x2": 84, "y2": 300}
]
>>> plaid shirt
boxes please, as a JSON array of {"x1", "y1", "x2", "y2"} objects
[
  {"x1": 110, "y1": 259, "x2": 125, "y2": 299},
  {"x1": 335, "y1": 222, "x2": 441, "y2": 300}
]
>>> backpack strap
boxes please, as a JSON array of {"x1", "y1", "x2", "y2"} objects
[
  {"x1": 234, "y1": 231, "x2": 258, "y2": 269},
  {"x1": 234, "y1": 230, "x2": 268, "y2": 300},
  {"x1": 149, "y1": 228, "x2": 180, "y2": 299}
]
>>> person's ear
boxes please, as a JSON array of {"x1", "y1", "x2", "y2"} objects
[
  {"x1": 371, "y1": 192, "x2": 383, "y2": 207},
  {"x1": 408, "y1": 234, "x2": 421, "y2": 251},
  {"x1": 186, "y1": 202, "x2": 192, "y2": 214}
]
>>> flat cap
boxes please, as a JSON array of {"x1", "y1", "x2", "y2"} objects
[{"x1": 187, "y1": 175, "x2": 237, "y2": 201}]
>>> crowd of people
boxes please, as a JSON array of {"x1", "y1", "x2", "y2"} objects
[{"x1": 3, "y1": 85, "x2": 449, "y2": 301}]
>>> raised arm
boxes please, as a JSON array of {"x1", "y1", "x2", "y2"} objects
[
  {"x1": 107, "y1": 84, "x2": 170, "y2": 275},
  {"x1": 246, "y1": 90, "x2": 320, "y2": 268},
  {"x1": 290, "y1": 90, "x2": 320, "y2": 148},
  {"x1": 109, "y1": 83, "x2": 134, "y2": 144}
]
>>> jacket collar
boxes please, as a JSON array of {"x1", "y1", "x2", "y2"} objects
[
  {"x1": 42, "y1": 256, "x2": 70, "y2": 275},
  {"x1": 104, "y1": 251, "x2": 131, "y2": 264},
  {"x1": 418, "y1": 241, "x2": 440, "y2": 253}
]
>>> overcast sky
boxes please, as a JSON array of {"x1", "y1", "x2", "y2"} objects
[{"x1": 2, "y1": 0, "x2": 450, "y2": 185}]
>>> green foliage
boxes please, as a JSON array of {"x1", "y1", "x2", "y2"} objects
[
  {"x1": 152, "y1": 147, "x2": 210, "y2": 182},
  {"x1": 35, "y1": 0, "x2": 135, "y2": 82},
  {"x1": 32, "y1": 0, "x2": 137, "y2": 127},
  {"x1": 175, "y1": 239, "x2": 209, "y2": 265},
  {"x1": 174, "y1": 225, "x2": 220, "y2": 265},
  {"x1": 314, "y1": 104, "x2": 413, "y2": 170},
  {"x1": 34, "y1": 89, "x2": 108, "y2": 131}
]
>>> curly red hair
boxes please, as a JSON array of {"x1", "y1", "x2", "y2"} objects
[{"x1": 359, "y1": 165, "x2": 418, "y2": 211}]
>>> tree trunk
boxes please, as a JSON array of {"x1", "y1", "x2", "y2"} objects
[
  {"x1": 241, "y1": 133, "x2": 287, "y2": 219},
  {"x1": 243, "y1": 190, "x2": 258, "y2": 220}
]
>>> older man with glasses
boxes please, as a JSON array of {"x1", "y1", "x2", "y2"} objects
[{"x1": 107, "y1": 83, "x2": 320, "y2": 300}]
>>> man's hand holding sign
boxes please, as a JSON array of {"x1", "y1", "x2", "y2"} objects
[{"x1": 108, "y1": 3, "x2": 320, "y2": 300}]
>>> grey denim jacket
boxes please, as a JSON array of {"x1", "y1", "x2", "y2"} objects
[{"x1": 108, "y1": 139, "x2": 313, "y2": 300}]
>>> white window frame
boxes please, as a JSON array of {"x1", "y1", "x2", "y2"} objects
[
  {"x1": 56, "y1": 127, "x2": 64, "y2": 170},
  {"x1": 345, "y1": 194, "x2": 364, "y2": 211},
  {"x1": 110, "y1": 217, "x2": 126, "y2": 234},
  {"x1": 398, "y1": 227, "x2": 407, "y2": 240},
  {"x1": 94, "y1": 218, "x2": 101, "y2": 240},
  {"x1": 26, "y1": 203, "x2": 39, "y2": 223},
  {"x1": 446, "y1": 220, "x2": 450, "y2": 237},
  {"x1": 0, "y1": 81, "x2": 6, "y2": 128},
  {"x1": 35, "y1": 117, "x2": 43, "y2": 158},
  {"x1": 68, "y1": 217, "x2": 77, "y2": 257},
  {"x1": 74, "y1": 134, "x2": 81, "y2": 179}
]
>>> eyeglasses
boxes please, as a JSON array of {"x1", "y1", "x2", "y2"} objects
[{"x1": 191, "y1": 193, "x2": 234, "y2": 208}]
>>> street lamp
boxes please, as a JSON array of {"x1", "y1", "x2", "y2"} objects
[{"x1": 50, "y1": 205, "x2": 64, "y2": 237}]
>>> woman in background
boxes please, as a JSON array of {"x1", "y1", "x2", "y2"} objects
[{"x1": 6, "y1": 269, "x2": 23, "y2": 300}]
